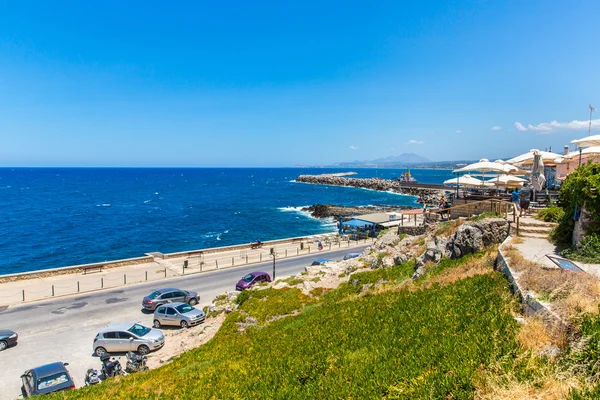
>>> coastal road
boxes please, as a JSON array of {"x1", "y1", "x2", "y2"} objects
[{"x1": 0, "y1": 245, "x2": 369, "y2": 399}]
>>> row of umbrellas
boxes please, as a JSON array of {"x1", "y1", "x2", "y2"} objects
[{"x1": 444, "y1": 133, "x2": 600, "y2": 192}]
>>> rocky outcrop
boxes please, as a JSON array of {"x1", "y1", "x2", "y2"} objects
[
  {"x1": 302, "y1": 204, "x2": 411, "y2": 219},
  {"x1": 296, "y1": 175, "x2": 444, "y2": 204},
  {"x1": 446, "y1": 218, "x2": 509, "y2": 258},
  {"x1": 413, "y1": 218, "x2": 509, "y2": 278}
]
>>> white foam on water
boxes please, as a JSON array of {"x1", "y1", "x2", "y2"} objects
[
  {"x1": 96, "y1": 204, "x2": 111, "y2": 207},
  {"x1": 143, "y1": 199, "x2": 151, "y2": 204}
]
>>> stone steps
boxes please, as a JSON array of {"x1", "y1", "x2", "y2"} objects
[
  {"x1": 519, "y1": 226, "x2": 554, "y2": 234},
  {"x1": 519, "y1": 232, "x2": 551, "y2": 239}
]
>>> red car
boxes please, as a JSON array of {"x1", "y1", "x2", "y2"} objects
[{"x1": 235, "y1": 272, "x2": 271, "y2": 291}]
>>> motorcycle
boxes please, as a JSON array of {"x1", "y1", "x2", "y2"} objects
[
  {"x1": 125, "y1": 351, "x2": 149, "y2": 373},
  {"x1": 84, "y1": 368, "x2": 101, "y2": 386},
  {"x1": 100, "y1": 353, "x2": 124, "y2": 378}
]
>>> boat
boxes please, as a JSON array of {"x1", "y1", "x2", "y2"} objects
[{"x1": 395, "y1": 170, "x2": 417, "y2": 183}]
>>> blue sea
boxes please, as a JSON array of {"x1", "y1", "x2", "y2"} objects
[{"x1": 0, "y1": 168, "x2": 453, "y2": 275}]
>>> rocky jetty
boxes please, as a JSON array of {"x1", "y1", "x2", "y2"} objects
[
  {"x1": 296, "y1": 175, "x2": 444, "y2": 204},
  {"x1": 302, "y1": 204, "x2": 412, "y2": 219}
]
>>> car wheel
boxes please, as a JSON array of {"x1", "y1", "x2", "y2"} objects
[
  {"x1": 138, "y1": 345, "x2": 150, "y2": 355},
  {"x1": 188, "y1": 298, "x2": 198, "y2": 306},
  {"x1": 153, "y1": 319, "x2": 161, "y2": 328},
  {"x1": 95, "y1": 346, "x2": 107, "y2": 357},
  {"x1": 0, "y1": 340, "x2": 7, "y2": 351},
  {"x1": 180, "y1": 320, "x2": 189, "y2": 329}
]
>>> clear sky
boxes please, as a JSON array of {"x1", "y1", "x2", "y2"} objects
[{"x1": 2, "y1": 1, "x2": 600, "y2": 167}]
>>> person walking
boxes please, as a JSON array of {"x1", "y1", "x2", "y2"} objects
[{"x1": 511, "y1": 188, "x2": 521, "y2": 214}]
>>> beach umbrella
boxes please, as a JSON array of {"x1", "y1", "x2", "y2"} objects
[
  {"x1": 505, "y1": 149, "x2": 562, "y2": 167},
  {"x1": 453, "y1": 159, "x2": 515, "y2": 175},
  {"x1": 531, "y1": 151, "x2": 546, "y2": 201},
  {"x1": 443, "y1": 174, "x2": 492, "y2": 187},
  {"x1": 571, "y1": 134, "x2": 600, "y2": 148},
  {"x1": 485, "y1": 175, "x2": 527, "y2": 187}
]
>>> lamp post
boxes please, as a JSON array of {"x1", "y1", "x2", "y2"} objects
[
  {"x1": 270, "y1": 248, "x2": 276, "y2": 280},
  {"x1": 588, "y1": 104, "x2": 595, "y2": 136}
]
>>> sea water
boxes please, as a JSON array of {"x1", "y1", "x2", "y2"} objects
[{"x1": 0, "y1": 168, "x2": 453, "y2": 274}]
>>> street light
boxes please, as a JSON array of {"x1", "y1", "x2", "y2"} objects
[
  {"x1": 579, "y1": 104, "x2": 595, "y2": 166},
  {"x1": 270, "y1": 247, "x2": 276, "y2": 280}
]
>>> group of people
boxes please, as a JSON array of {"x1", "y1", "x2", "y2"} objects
[{"x1": 511, "y1": 188, "x2": 532, "y2": 217}]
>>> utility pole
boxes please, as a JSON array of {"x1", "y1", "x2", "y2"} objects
[
  {"x1": 270, "y1": 248, "x2": 276, "y2": 280},
  {"x1": 589, "y1": 104, "x2": 595, "y2": 136}
]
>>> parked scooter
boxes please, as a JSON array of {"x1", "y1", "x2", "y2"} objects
[
  {"x1": 84, "y1": 368, "x2": 101, "y2": 386},
  {"x1": 125, "y1": 351, "x2": 149, "y2": 373},
  {"x1": 100, "y1": 354, "x2": 124, "y2": 378}
]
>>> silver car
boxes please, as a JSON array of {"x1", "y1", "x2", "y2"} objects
[
  {"x1": 153, "y1": 302, "x2": 206, "y2": 329},
  {"x1": 93, "y1": 322, "x2": 164, "y2": 356}
]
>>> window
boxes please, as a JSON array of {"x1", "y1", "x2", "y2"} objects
[
  {"x1": 103, "y1": 332, "x2": 118, "y2": 339},
  {"x1": 117, "y1": 332, "x2": 133, "y2": 339},
  {"x1": 127, "y1": 324, "x2": 151, "y2": 337},
  {"x1": 148, "y1": 290, "x2": 161, "y2": 299},
  {"x1": 176, "y1": 304, "x2": 194, "y2": 314},
  {"x1": 161, "y1": 292, "x2": 173, "y2": 299},
  {"x1": 36, "y1": 372, "x2": 69, "y2": 391},
  {"x1": 172, "y1": 291, "x2": 185, "y2": 298},
  {"x1": 156, "y1": 306, "x2": 166, "y2": 314},
  {"x1": 166, "y1": 307, "x2": 177, "y2": 316}
]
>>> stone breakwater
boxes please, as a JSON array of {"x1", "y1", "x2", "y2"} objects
[{"x1": 296, "y1": 175, "x2": 445, "y2": 205}]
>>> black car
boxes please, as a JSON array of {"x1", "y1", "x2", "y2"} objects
[
  {"x1": 142, "y1": 288, "x2": 200, "y2": 311},
  {"x1": 0, "y1": 329, "x2": 18, "y2": 351},
  {"x1": 21, "y1": 362, "x2": 75, "y2": 397}
]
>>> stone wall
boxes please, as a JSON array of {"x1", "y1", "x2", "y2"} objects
[{"x1": 397, "y1": 226, "x2": 427, "y2": 236}]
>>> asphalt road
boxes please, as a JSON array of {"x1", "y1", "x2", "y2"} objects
[{"x1": 0, "y1": 245, "x2": 368, "y2": 399}]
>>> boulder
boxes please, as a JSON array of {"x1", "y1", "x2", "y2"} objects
[{"x1": 446, "y1": 218, "x2": 508, "y2": 258}]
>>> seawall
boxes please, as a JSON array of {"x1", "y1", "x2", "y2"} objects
[{"x1": 296, "y1": 175, "x2": 445, "y2": 204}]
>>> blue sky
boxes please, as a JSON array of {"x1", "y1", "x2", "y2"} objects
[{"x1": 1, "y1": 1, "x2": 600, "y2": 167}]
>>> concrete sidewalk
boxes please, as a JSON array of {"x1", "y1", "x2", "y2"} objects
[
  {"x1": 513, "y1": 236, "x2": 600, "y2": 276},
  {"x1": 0, "y1": 235, "x2": 372, "y2": 306}
]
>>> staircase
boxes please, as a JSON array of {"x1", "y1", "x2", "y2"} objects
[{"x1": 517, "y1": 215, "x2": 557, "y2": 239}]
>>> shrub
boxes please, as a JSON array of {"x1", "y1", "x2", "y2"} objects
[
  {"x1": 470, "y1": 211, "x2": 503, "y2": 221},
  {"x1": 554, "y1": 162, "x2": 600, "y2": 244},
  {"x1": 560, "y1": 233, "x2": 600, "y2": 263},
  {"x1": 537, "y1": 206, "x2": 565, "y2": 223}
]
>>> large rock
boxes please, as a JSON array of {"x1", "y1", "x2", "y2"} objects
[{"x1": 446, "y1": 218, "x2": 508, "y2": 258}]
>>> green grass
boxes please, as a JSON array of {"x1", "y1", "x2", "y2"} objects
[
  {"x1": 278, "y1": 276, "x2": 305, "y2": 286},
  {"x1": 49, "y1": 256, "x2": 526, "y2": 400},
  {"x1": 469, "y1": 211, "x2": 503, "y2": 221}
]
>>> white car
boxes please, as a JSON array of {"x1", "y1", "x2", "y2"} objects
[{"x1": 93, "y1": 322, "x2": 164, "y2": 356}]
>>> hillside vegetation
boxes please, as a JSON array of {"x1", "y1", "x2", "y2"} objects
[{"x1": 47, "y1": 249, "x2": 540, "y2": 399}]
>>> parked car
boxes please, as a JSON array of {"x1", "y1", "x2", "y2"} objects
[
  {"x1": 0, "y1": 329, "x2": 18, "y2": 351},
  {"x1": 93, "y1": 322, "x2": 165, "y2": 356},
  {"x1": 142, "y1": 288, "x2": 200, "y2": 311},
  {"x1": 310, "y1": 259, "x2": 332, "y2": 266},
  {"x1": 236, "y1": 271, "x2": 271, "y2": 291},
  {"x1": 153, "y1": 302, "x2": 206, "y2": 328},
  {"x1": 21, "y1": 362, "x2": 75, "y2": 397},
  {"x1": 343, "y1": 253, "x2": 360, "y2": 260}
]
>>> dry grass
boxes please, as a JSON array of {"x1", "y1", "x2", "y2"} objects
[
  {"x1": 511, "y1": 236, "x2": 525, "y2": 245},
  {"x1": 421, "y1": 250, "x2": 497, "y2": 289},
  {"x1": 434, "y1": 219, "x2": 463, "y2": 237},
  {"x1": 475, "y1": 368, "x2": 581, "y2": 400},
  {"x1": 503, "y1": 245, "x2": 544, "y2": 272},
  {"x1": 516, "y1": 316, "x2": 568, "y2": 352}
]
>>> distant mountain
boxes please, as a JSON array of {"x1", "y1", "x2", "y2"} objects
[{"x1": 331, "y1": 153, "x2": 431, "y2": 168}]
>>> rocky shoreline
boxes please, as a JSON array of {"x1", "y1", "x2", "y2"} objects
[
  {"x1": 301, "y1": 204, "x2": 413, "y2": 219},
  {"x1": 296, "y1": 175, "x2": 445, "y2": 205}
]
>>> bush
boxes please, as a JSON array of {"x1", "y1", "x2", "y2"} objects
[
  {"x1": 560, "y1": 233, "x2": 600, "y2": 263},
  {"x1": 537, "y1": 206, "x2": 565, "y2": 223},
  {"x1": 470, "y1": 211, "x2": 503, "y2": 221},
  {"x1": 554, "y1": 162, "x2": 600, "y2": 244}
]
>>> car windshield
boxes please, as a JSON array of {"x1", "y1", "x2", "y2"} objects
[
  {"x1": 37, "y1": 372, "x2": 69, "y2": 391},
  {"x1": 242, "y1": 274, "x2": 255, "y2": 282},
  {"x1": 176, "y1": 304, "x2": 194, "y2": 313},
  {"x1": 148, "y1": 291, "x2": 161, "y2": 299},
  {"x1": 127, "y1": 323, "x2": 151, "y2": 337}
]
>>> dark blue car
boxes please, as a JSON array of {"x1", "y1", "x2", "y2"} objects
[
  {"x1": 21, "y1": 362, "x2": 75, "y2": 397},
  {"x1": 0, "y1": 329, "x2": 18, "y2": 351}
]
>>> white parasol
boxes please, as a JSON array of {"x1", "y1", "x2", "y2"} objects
[
  {"x1": 505, "y1": 149, "x2": 562, "y2": 167},
  {"x1": 571, "y1": 134, "x2": 600, "y2": 148}
]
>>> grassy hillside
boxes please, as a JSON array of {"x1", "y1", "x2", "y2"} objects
[{"x1": 50, "y1": 252, "x2": 529, "y2": 399}]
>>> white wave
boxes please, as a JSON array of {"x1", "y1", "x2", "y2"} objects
[
  {"x1": 155, "y1": 192, "x2": 159, "y2": 195},
  {"x1": 143, "y1": 199, "x2": 151, "y2": 204},
  {"x1": 224, "y1": 230, "x2": 229, "y2": 233},
  {"x1": 96, "y1": 204, "x2": 111, "y2": 207},
  {"x1": 278, "y1": 206, "x2": 308, "y2": 212},
  {"x1": 216, "y1": 234, "x2": 222, "y2": 241}
]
